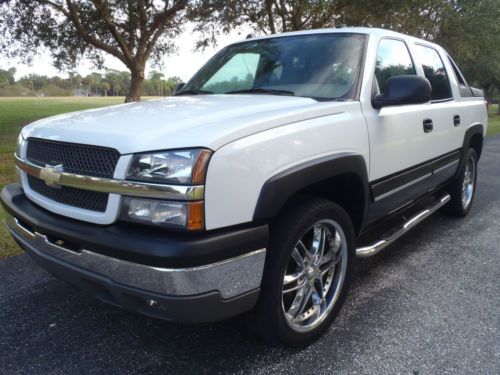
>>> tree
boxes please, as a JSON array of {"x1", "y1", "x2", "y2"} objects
[
  {"x1": 0, "y1": 67, "x2": 16, "y2": 85},
  {"x1": 192, "y1": 0, "x2": 452, "y2": 48},
  {"x1": 435, "y1": 0, "x2": 500, "y2": 106},
  {"x1": 192, "y1": 0, "x2": 349, "y2": 48},
  {"x1": 103, "y1": 81, "x2": 111, "y2": 96},
  {"x1": 0, "y1": 75, "x2": 8, "y2": 94},
  {"x1": 0, "y1": 0, "x2": 189, "y2": 102}
]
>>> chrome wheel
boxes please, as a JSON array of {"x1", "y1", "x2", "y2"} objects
[
  {"x1": 462, "y1": 156, "x2": 476, "y2": 209},
  {"x1": 281, "y1": 219, "x2": 347, "y2": 333}
]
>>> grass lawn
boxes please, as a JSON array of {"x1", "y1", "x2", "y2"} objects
[
  {"x1": 487, "y1": 104, "x2": 500, "y2": 136},
  {"x1": 0, "y1": 97, "x2": 499, "y2": 260}
]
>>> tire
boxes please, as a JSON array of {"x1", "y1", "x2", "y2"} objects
[
  {"x1": 249, "y1": 196, "x2": 355, "y2": 347},
  {"x1": 443, "y1": 148, "x2": 478, "y2": 217}
]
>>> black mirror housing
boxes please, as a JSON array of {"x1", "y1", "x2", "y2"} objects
[{"x1": 372, "y1": 75, "x2": 432, "y2": 109}]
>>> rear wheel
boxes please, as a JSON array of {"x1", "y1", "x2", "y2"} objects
[
  {"x1": 444, "y1": 148, "x2": 478, "y2": 217},
  {"x1": 250, "y1": 197, "x2": 355, "y2": 347}
]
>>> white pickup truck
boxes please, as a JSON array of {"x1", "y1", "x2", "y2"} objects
[{"x1": 2, "y1": 27, "x2": 488, "y2": 346}]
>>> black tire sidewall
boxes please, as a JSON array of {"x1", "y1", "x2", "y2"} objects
[{"x1": 256, "y1": 197, "x2": 355, "y2": 347}]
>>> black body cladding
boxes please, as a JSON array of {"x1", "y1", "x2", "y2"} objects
[
  {"x1": 253, "y1": 124, "x2": 484, "y2": 237},
  {"x1": 253, "y1": 153, "x2": 369, "y2": 234}
]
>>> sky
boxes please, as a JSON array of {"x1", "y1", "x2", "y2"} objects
[{"x1": 0, "y1": 25, "x2": 252, "y2": 82}]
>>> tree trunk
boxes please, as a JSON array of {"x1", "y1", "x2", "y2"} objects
[{"x1": 126, "y1": 70, "x2": 144, "y2": 102}]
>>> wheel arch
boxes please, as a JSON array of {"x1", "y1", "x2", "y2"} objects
[
  {"x1": 464, "y1": 123, "x2": 484, "y2": 159},
  {"x1": 452, "y1": 123, "x2": 483, "y2": 181},
  {"x1": 253, "y1": 153, "x2": 369, "y2": 236}
]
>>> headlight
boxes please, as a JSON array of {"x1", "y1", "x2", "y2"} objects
[
  {"x1": 126, "y1": 149, "x2": 212, "y2": 185},
  {"x1": 123, "y1": 148, "x2": 211, "y2": 230},
  {"x1": 15, "y1": 133, "x2": 24, "y2": 157},
  {"x1": 121, "y1": 198, "x2": 204, "y2": 231}
]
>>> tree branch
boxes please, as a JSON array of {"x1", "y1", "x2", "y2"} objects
[
  {"x1": 147, "y1": 0, "x2": 187, "y2": 35},
  {"x1": 264, "y1": 0, "x2": 276, "y2": 34},
  {"x1": 138, "y1": 0, "x2": 148, "y2": 32},
  {"x1": 64, "y1": 0, "x2": 128, "y2": 67},
  {"x1": 38, "y1": 0, "x2": 69, "y2": 17},
  {"x1": 91, "y1": 0, "x2": 134, "y2": 64},
  {"x1": 127, "y1": 0, "x2": 137, "y2": 51},
  {"x1": 140, "y1": 0, "x2": 187, "y2": 65}
]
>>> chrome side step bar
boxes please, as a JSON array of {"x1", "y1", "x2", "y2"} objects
[{"x1": 356, "y1": 194, "x2": 451, "y2": 258}]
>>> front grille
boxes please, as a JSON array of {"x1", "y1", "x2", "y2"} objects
[
  {"x1": 25, "y1": 139, "x2": 120, "y2": 212},
  {"x1": 27, "y1": 175, "x2": 109, "y2": 212},
  {"x1": 27, "y1": 138, "x2": 119, "y2": 178}
]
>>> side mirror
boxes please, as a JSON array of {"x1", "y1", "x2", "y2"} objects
[
  {"x1": 173, "y1": 82, "x2": 185, "y2": 95},
  {"x1": 372, "y1": 75, "x2": 431, "y2": 109}
]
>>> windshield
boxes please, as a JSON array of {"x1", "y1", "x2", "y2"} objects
[{"x1": 180, "y1": 33, "x2": 366, "y2": 101}]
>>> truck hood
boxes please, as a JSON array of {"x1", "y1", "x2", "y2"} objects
[{"x1": 22, "y1": 95, "x2": 347, "y2": 154}]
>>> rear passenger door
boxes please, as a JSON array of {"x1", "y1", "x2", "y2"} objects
[{"x1": 412, "y1": 43, "x2": 462, "y2": 186}]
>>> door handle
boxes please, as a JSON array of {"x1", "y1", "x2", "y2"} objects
[
  {"x1": 454, "y1": 115, "x2": 461, "y2": 126},
  {"x1": 423, "y1": 119, "x2": 433, "y2": 133}
]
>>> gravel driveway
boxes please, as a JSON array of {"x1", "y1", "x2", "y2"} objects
[{"x1": 1, "y1": 136, "x2": 499, "y2": 375}]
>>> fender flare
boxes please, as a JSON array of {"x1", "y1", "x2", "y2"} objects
[
  {"x1": 253, "y1": 153, "x2": 369, "y2": 232},
  {"x1": 455, "y1": 124, "x2": 484, "y2": 179}
]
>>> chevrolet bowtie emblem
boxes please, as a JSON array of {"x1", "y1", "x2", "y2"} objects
[{"x1": 39, "y1": 164, "x2": 64, "y2": 187}]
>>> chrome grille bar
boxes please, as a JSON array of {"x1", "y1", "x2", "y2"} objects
[{"x1": 15, "y1": 154, "x2": 204, "y2": 201}]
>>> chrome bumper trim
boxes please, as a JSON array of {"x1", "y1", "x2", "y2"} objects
[
  {"x1": 14, "y1": 154, "x2": 204, "y2": 201},
  {"x1": 6, "y1": 213, "x2": 265, "y2": 299}
]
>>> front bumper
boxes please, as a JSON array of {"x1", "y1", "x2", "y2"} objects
[{"x1": 1, "y1": 183, "x2": 268, "y2": 323}]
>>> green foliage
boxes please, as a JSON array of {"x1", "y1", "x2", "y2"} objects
[
  {"x1": 0, "y1": 68, "x2": 16, "y2": 85},
  {"x1": 435, "y1": 0, "x2": 500, "y2": 102},
  {"x1": 0, "y1": 68, "x2": 181, "y2": 97},
  {"x1": 0, "y1": 0, "x2": 189, "y2": 101}
]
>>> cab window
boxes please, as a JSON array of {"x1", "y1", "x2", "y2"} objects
[
  {"x1": 414, "y1": 44, "x2": 452, "y2": 101},
  {"x1": 375, "y1": 39, "x2": 416, "y2": 95}
]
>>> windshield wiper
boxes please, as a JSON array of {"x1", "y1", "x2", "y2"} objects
[
  {"x1": 175, "y1": 89, "x2": 214, "y2": 96},
  {"x1": 225, "y1": 88, "x2": 295, "y2": 96}
]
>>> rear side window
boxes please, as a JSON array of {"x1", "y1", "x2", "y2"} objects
[
  {"x1": 448, "y1": 56, "x2": 473, "y2": 97},
  {"x1": 375, "y1": 39, "x2": 416, "y2": 95},
  {"x1": 414, "y1": 45, "x2": 452, "y2": 101}
]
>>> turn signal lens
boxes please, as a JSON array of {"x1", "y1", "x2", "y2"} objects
[{"x1": 187, "y1": 201, "x2": 204, "y2": 231}]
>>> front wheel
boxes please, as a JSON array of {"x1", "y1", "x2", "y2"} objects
[
  {"x1": 444, "y1": 148, "x2": 478, "y2": 217},
  {"x1": 250, "y1": 197, "x2": 355, "y2": 347}
]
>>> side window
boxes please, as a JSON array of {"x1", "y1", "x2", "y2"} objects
[
  {"x1": 414, "y1": 45, "x2": 452, "y2": 101},
  {"x1": 375, "y1": 39, "x2": 416, "y2": 95},
  {"x1": 448, "y1": 56, "x2": 473, "y2": 97}
]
